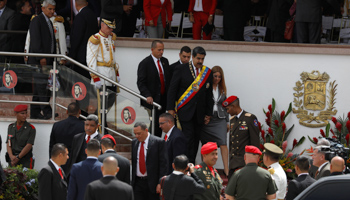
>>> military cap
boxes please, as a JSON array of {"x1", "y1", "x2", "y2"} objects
[
  {"x1": 101, "y1": 18, "x2": 116, "y2": 29},
  {"x1": 14, "y1": 105, "x2": 28, "y2": 112},
  {"x1": 263, "y1": 143, "x2": 283, "y2": 155},
  {"x1": 201, "y1": 142, "x2": 217, "y2": 155},
  {"x1": 102, "y1": 134, "x2": 116, "y2": 146},
  {"x1": 245, "y1": 145, "x2": 262, "y2": 155},
  {"x1": 222, "y1": 96, "x2": 238, "y2": 107}
]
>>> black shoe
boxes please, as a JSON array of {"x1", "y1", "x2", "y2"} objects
[
  {"x1": 31, "y1": 113, "x2": 45, "y2": 119},
  {"x1": 44, "y1": 113, "x2": 59, "y2": 119}
]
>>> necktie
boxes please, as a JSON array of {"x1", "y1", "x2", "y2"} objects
[
  {"x1": 86, "y1": 135, "x2": 91, "y2": 143},
  {"x1": 164, "y1": 135, "x2": 168, "y2": 141},
  {"x1": 196, "y1": 68, "x2": 199, "y2": 77},
  {"x1": 47, "y1": 20, "x2": 54, "y2": 53},
  {"x1": 139, "y1": 142, "x2": 146, "y2": 174},
  {"x1": 157, "y1": 60, "x2": 165, "y2": 95},
  {"x1": 315, "y1": 170, "x2": 319, "y2": 178},
  {"x1": 58, "y1": 168, "x2": 64, "y2": 179}
]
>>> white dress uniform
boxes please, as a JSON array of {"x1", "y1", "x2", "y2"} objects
[
  {"x1": 25, "y1": 15, "x2": 67, "y2": 63},
  {"x1": 86, "y1": 30, "x2": 118, "y2": 87},
  {"x1": 269, "y1": 162, "x2": 287, "y2": 200}
]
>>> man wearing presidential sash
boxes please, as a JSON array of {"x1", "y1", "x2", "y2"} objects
[{"x1": 167, "y1": 46, "x2": 213, "y2": 163}]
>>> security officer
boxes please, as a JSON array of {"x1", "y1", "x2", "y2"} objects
[
  {"x1": 6, "y1": 105, "x2": 36, "y2": 169},
  {"x1": 86, "y1": 18, "x2": 120, "y2": 129},
  {"x1": 263, "y1": 143, "x2": 287, "y2": 200},
  {"x1": 225, "y1": 146, "x2": 277, "y2": 200},
  {"x1": 222, "y1": 96, "x2": 260, "y2": 178},
  {"x1": 193, "y1": 142, "x2": 223, "y2": 200}
]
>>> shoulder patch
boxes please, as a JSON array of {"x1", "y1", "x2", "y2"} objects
[
  {"x1": 30, "y1": 124, "x2": 35, "y2": 129},
  {"x1": 245, "y1": 113, "x2": 252, "y2": 117},
  {"x1": 89, "y1": 35, "x2": 100, "y2": 45},
  {"x1": 54, "y1": 15, "x2": 64, "y2": 23},
  {"x1": 112, "y1": 33, "x2": 117, "y2": 41},
  {"x1": 31, "y1": 14, "x2": 37, "y2": 21},
  {"x1": 195, "y1": 165, "x2": 202, "y2": 169}
]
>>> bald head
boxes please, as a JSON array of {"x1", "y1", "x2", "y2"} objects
[
  {"x1": 101, "y1": 156, "x2": 119, "y2": 176},
  {"x1": 244, "y1": 152, "x2": 260, "y2": 164},
  {"x1": 330, "y1": 156, "x2": 345, "y2": 173}
]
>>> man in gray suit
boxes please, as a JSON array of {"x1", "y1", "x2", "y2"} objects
[
  {"x1": 0, "y1": 0, "x2": 15, "y2": 62},
  {"x1": 312, "y1": 146, "x2": 331, "y2": 180}
]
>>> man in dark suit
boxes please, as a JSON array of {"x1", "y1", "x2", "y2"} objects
[
  {"x1": 0, "y1": 0, "x2": 15, "y2": 62},
  {"x1": 169, "y1": 46, "x2": 191, "y2": 82},
  {"x1": 137, "y1": 40, "x2": 171, "y2": 137},
  {"x1": 132, "y1": 122, "x2": 168, "y2": 200},
  {"x1": 312, "y1": 145, "x2": 331, "y2": 180},
  {"x1": 159, "y1": 113, "x2": 187, "y2": 174},
  {"x1": 167, "y1": 46, "x2": 213, "y2": 163},
  {"x1": 38, "y1": 143, "x2": 69, "y2": 200},
  {"x1": 67, "y1": 139, "x2": 103, "y2": 200},
  {"x1": 330, "y1": 156, "x2": 345, "y2": 176},
  {"x1": 286, "y1": 156, "x2": 316, "y2": 200},
  {"x1": 222, "y1": 96, "x2": 260, "y2": 179},
  {"x1": 49, "y1": 102, "x2": 85, "y2": 172},
  {"x1": 70, "y1": 0, "x2": 98, "y2": 79},
  {"x1": 120, "y1": 0, "x2": 143, "y2": 37},
  {"x1": 85, "y1": 156, "x2": 134, "y2": 200},
  {"x1": 100, "y1": 0, "x2": 124, "y2": 35},
  {"x1": 162, "y1": 155, "x2": 205, "y2": 200},
  {"x1": 66, "y1": 114, "x2": 102, "y2": 175},
  {"x1": 28, "y1": 0, "x2": 56, "y2": 119},
  {"x1": 98, "y1": 134, "x2": 131, "y2": 184}
]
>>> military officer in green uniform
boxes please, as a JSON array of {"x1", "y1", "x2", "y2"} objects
[
  {"x1": 222, "y1": 96, "x2": 260, "y2": 178},
  {"x1": 225, "y1": 145, "x2": 277, "y2": 200},
  {"x1": 6, "y1": 105, "x2": 36, "y2": 169},
  {"x1": 194, "y1": 142, "x2": 223, "y2": 200}
]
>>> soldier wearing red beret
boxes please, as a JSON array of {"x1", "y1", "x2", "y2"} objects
[
  {"x1": 193, "y1": 142, "x2": 223, "y2": 200},
  {"x1": 222, "y1": 96, "x2": 260, "y2": 179},
  {"x1": 225, "y1": 145, "x2": 277, "y2": 200},
  {"x1": 6, "y1": 104, "x2": 36, "y2": 168}
]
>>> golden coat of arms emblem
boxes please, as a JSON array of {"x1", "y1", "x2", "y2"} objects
[{"x1": 292, "y1": 70, "x2": 337, "y2": 127}]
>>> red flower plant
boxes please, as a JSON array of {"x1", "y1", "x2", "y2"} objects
[
  {"x1": 320, "y1": 129, "x2": 326, "y2": 138},
  {"x1": 270, "y1": 140, "x2": 275, "y2": 144},
  {"x1": 258, "y1": 122, "x2": 262, "y2": 132},
  {"x1": 330, "y1": 129, "x2": 335, "y2": 136},
  {"x1": 332, "y1": 136, "x2": 337, "y2": 139},
  {"x1": 280, "y1": 111, "x2": 285, "y2": 122},
  {"x1": 287, "y1": 152, "x2": 293, "y2": 158},
  {"x1": 332, "y1": 117, "x2": 337, "y2": 125},
  {"x1": 260, "y1": 144, "x2": 264, "y2": 151},
  {"x1": 261, "y1": 130, "x2": 266, "y2": 140},
  {"x1": 348, "y1": 112, "x2": 350, "y2": 120},
  {"x1": 282, "y1": 141, "x2": 288, "y2": 153},
  {"x1": 266, "y1": 111, "x2": 270, "y2": 118},
  {"x1": 293, "y1": 139, "x2": 297, "y2": 149},
  {"x1": 313, "y1": 137, "x2": 318, "y2": 144},
  {"x1": 346, "y1": 134, "x2": 350, "y2": 146},
  {"x1": 336, "y1": 122, "x2": 342, "y2": 132},
  {"x1": 268, "y1": 128, "x2": 274, "y2": 138},
  {"x1": 286, "y1": 169, "x2": 293, "y2": 173},
  {"x1": 274, "y1": 120, "x2": 279, "y2": 127},
  {"x1": 268, "y1": 104, "x2": 272, "y2": 113},
  {"x1": 346, "y1": 121, "x2": 350, "y2": 132},
  {"x1": 282, "y1": 123, "x2": 286, "y2": 132},
  {"x1": 265, "y1": 119, "x2": 270, "y2": 127}
]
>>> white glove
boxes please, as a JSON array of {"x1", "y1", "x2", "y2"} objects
[
  {"x1": 94, "y1": 81, "x2": 102, "y2": 89},
  {"x1": 117, "y1": 76, "x2": 120, "y2": 82}
]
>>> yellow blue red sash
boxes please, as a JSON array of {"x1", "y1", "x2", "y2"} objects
[{"x1": 176, "y1": 66, "x2": 211, "y2": 111}]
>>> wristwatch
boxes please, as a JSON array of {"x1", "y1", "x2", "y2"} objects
[{"x1": 16, "y1": 155, "x2": 20, "y2": 160}]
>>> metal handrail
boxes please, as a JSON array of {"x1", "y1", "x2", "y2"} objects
[{"x1": 0, "y1": 51, "x2": 159, "y2": 136}]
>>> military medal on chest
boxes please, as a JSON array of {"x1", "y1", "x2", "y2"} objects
[{"x1": 104, "y1": 39, "x2": 109, "y2": 51}]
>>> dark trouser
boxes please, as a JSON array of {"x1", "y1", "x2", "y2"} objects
[
  {"x1": 31, "y1": 71, "x2": 52, "y2": 118},
  {"x1": 133, "y1": 177, "x2": 160, "y2": 200},
  {"x1": 224, "y1": 26, "x2": 245, "y2": 41},
  {"x1": 180, "y1": 116, "x2": 202, "y2": 164},
  {"x1": 296, "y1": 22, "x2": 322, "y2": 44},
  {"x1": 270, "y1": 29, "x2": 288, "y2": 43},
  {"x1": 120, "y1": 7, "x2": 138, "y2": 37}
]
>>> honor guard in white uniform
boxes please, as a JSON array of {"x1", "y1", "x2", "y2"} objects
[
  {"x1": 86, "y1": 18, "x2": 120, "y2": 90},
  {"x1": 263, "y1": 143, "x2": 287, "y2": 200},
  {"x1": 25, "y1": 15, "x2": 67, "y2": 64}
]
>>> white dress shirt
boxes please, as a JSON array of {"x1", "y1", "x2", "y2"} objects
[{"x1": 270, "y1": 162, "x2": 287, "y2": 200}]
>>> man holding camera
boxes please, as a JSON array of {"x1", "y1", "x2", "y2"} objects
[
  {"x1": 161, "y1": 155, "x2": 205, "y2": 200},
  {"x1": 312, "y1": 146, "x2": 331, "y2": 180}
]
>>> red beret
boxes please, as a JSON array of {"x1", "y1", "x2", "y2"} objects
[
  {"x1": 222, "y1": 96, "x2": 238, "y2": 107},
  {"x1": 102, "y1": 134, "x2": 116, "y2": 146},
  {"x1": 245, "y1": 145, "x2": 262, "y2": 155},
  {"x1": 201, "y1": 142, "x2": 218, "y2": 155},
  {"x1": 14, "y1": 105, "x2": 28, "y2": 112}
]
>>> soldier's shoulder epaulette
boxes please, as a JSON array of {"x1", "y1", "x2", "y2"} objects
[
  {"x1": 31, "y1": 14, "x2": 37, "y2": 21},
  {"x1": 30, "y1": 124, "x2": 35, "y2": 129},
  {"x1": 230, "y1": 115, "x2": 236, "y2": 120},
  {"x1": 245, "y1": 113, "x2": 252, "y2": 117},
  {"x1": 9, "y1": 123, "x2": 14, "y2": 126},
  {"x1": 89, "y1": 35, "x2": 100, "y2": 45},
  {"x1": 54, "y1": 15, "x2": 64, "y2": 23},
  {"x1": 112, "y1": 32, "x2": 117, "y2": 41},
  {"x1": 195, "y1": 165, "x2": 202, "y2": 169},
  {"x1": 268, "y1": 168, "x2": 275, "y2": 175}
]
